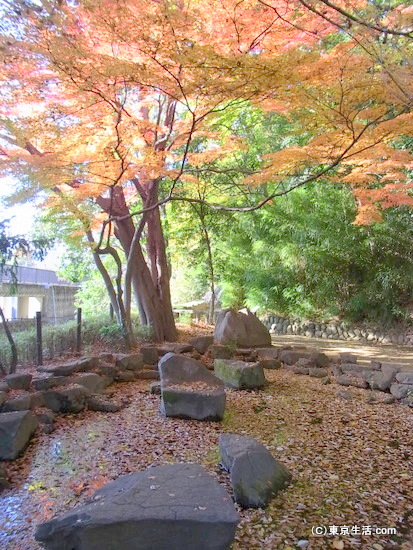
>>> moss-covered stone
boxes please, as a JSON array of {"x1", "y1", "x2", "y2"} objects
[{"x1": 214, "y1": 359, "x2": 266, "y2": 389}]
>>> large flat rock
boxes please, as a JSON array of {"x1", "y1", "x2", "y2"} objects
[
  {"x1": 38, "y1": 357, "x2": 99, "y2": 377},
  {"x1": 35, "y1": 463, "x2": 239, "y2": 550},
  {"x1": 159, "y1": 354, "x2": 225, "y2": 420},
  {"x1": 0, "y1": 410, "x2": 38, "y2": 460}
]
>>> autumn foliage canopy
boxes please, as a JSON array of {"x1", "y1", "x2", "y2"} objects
[{"x1": 0, "y1": 0, "x2": 412, "y2": 339}]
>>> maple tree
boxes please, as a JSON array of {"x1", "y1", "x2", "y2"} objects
[{"x1": 0, "y1": 0, "x2": 412, "y2": 342}]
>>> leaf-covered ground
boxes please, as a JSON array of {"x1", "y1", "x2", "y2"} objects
[{"x1": 0, "y1": 333, "x2": 412, "y2": 549}]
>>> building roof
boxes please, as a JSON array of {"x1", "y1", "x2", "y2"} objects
[{"x1": 0, "y1": 266, "x2": 77, "y2": 286}]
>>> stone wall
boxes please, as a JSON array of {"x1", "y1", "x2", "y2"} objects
[{"x1": 264, "y1": 315, "x2": 413, "y2": 347}]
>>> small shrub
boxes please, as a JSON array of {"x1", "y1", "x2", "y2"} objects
[{"x1": 98, "y1": 323, "x2": 125, "y2": 346}]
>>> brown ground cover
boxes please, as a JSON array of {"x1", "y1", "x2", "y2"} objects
[{"x1": 0, "y1": 325, "x2": 412, "y2": 550}]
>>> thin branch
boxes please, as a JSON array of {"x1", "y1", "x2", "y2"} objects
[{"x1": 316, "y1": 0, "x2": 413, "y2": 39}]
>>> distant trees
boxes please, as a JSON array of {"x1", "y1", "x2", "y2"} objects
[{"x1": 168, "y1": 106, "x2": 413, "y2": 324}]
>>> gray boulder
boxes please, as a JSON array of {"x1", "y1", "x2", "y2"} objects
[
  {"x1": 5, "y1": 373, "x2": 32, "y2": 391},
  {"x1": 140, "y1": 346, "x2": 159, "y2": 365},
  {"x1": 283, "y1": 365, "x2": 309, "y2": 375},
  {"x1": 214, "y1": 359, "x2": 266, "y2": 390},
  {"x1": 309, "y1": 351, "x2": 331, "y2": 367},
  {"x1": 95, "y1": 364, "x2": 118, "y2": 380},
  {"x1": 341, "y1": 365, "x2": 379, "y2": 385},
  {"x1": 69, "y1": 373, "x2": 107, "y2": 393},
  {"x1": 258, "y1": 359, "x2": 281, "y2": 370},
  {"x1": 174, "y1": 343, "x2": 194, "y2": 354},
  {"x1": 235, "y1": 348, "x2": 257, "y2": 361},
  {"x1": 86, "y1": 396, "x2": 121, "y2": 413},
  {"x1": 214, "y1": 308, "x2": 271, "y2": 347},
  {"x1": 295, "y1": 357, "x2": 316, "y2": 369},
  {"x1": 208, "y1": 344, "x2": 233, "y2": 359},
  {"x1": 43, "y1": 384, "x2": 90, "y2": 413},
  {"x1": 136, "y1": 369, "x2": 159, "y2": 380},
  {"x1": 255, "y1": 347, "x2": 279, "y2": 360},
  {"x1": 279, "y1": 350, "x2": 329, "y2": 367},
  {"x1": 336, "y1": 374, "x2": 368, "y2": 389},
  {"x1": 31, "y1": 391, "x2": 45, "y2": 408},
  {"x1": 308, "y1": 368, "x2": 329, "y2": 378},
  {"x1": 0, "y1": 410, "x2": 38, "y2": 460},
  {"x1": 159, "y1": 353, "x2": 226, "y2": 421},
  {"x1": 339, "y1": 353, "x2": 357, "y2": 364},
  {"x1": 254, "y1": 347, "x2": 281, "y2": 369},
  {"x1": 98, "y1": 352, "x2": 115, "y2": 363},
  {"x1": 2, "y1": 394, "x2": 32, "y2": 412},
  {"x1": 395, "y1": 372, "x2": 413, "y2": 385},
  {"x1": 37, "y1": 410, "x2": 55, "y2": 426},
  {"x1": 115, "y1": 371, "x2": 138, "y2": 382},
  {"x1": 33, "y1": 375, "x2": 68, "y2": 391},
  {"x1": 114, "y1": 353, "x2": 144, "y2": 371},
  {"x1": 125, "y1": 353, "x2": 144, "y2": 371},
  {"x1": 402, "y1": 395, "x2": 413, "y2": 407},
  {"x1": 115, "y1": 354, "x2": 131, "y2": 370},
  {"x1": 40, "y1": 357, "x2": 98, "y2": 377},
  {"x1": 341, "y1": 363, "x2": 374, "y2": 376},
  {"x1": 308, "y1": 351, "x2": 330, "y2": 368},
  {"x1": 381, "y1": 362, "x2": 402, "y2": 371},
  {"x1": 189, "y1": 335, "x2": 214, "y2": 354},
  {"x1": 35, "y1": 463, "x2": 239, "y2": 550},
  {"x1": 368, "y1": 364, "x2": 399, "y2": 391},
  {"x1": 219, "y1": 434, "x2": 291, "y2": 508},
  {"x1": 390, "y1": 384, "x2": 413, "y2": 400}
]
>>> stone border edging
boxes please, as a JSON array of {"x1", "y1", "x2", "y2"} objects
[{"x1": 264, "y1": 315, "x2": 413, "y2": 346}]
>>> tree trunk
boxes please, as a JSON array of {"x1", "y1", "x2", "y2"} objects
[
  {"x1": 146, "y1": 204, "x2": 177, "y2": 340},
  {"x1": 86, "y1": 231, "x2": 121, "y2": 323},
  {"x1": 193, "y1": 204, "x2": 216, "y2": 324},
  {"x1": 0, "y1": 306, "x2": 17, "y2": 373},
  {"x1": 96, "y1": 187, "x2": 177, "y2": 342}
]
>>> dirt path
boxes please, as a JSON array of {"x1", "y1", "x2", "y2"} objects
[{"x1": 271, "y1": 334, "x2": 413, "y2": 371}]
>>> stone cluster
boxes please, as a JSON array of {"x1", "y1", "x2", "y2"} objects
[
  {"x1": 0, "y1": 348, "x2": 165, "y2": 465},
  {"x1": 265, "y1": 315, "x2": 413, "y2": 346},
  {"x1": 275, "y1": 346, "x2": 413, "y2": 407},
  {"x1": 0, "y1": 334, "x2": 277, "y2": 476}
]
